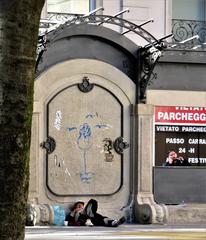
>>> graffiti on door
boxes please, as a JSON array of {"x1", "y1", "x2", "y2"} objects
[{"x1": 66, "y1": 112, "x2": 112, "y2": 183}]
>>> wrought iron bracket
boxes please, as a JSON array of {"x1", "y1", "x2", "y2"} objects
[
  {"x1": 139, "y1": 34, "x2": 172, "y2": 102},
  {"x1": 36, "y1": 34, "x2": 47, "y2": 73},
  {"x1": 40, "y1": 136, "x2": 56, "y2": 154},
  {"x1": 78, "y1": 77, "x2": 94, "y2": 93},
  {"x1": 139, "y1": 43, "x2": 166, "y2": 102},
  {"x1": 113, "y1": 137, "x2": 129, "y2": 154}
]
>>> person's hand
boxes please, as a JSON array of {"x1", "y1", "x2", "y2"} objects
[{"x1": 178, "y1": 156, "x2": 184, "y2": 163}]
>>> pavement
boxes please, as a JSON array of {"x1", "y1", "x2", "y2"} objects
[{"x1": 25, "y1": 224, "x2": 206, "y2": 240}]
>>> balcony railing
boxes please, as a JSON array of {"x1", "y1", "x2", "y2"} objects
[
  {"x1": 47, "y1": 12, "x2": 83, "y2": 21},
  {"x1": 39, "y1": 12, "x2": 83, "y2": 33},
  {"x1": 172, "y1": 19, "x2": 206, "y2": 44}
]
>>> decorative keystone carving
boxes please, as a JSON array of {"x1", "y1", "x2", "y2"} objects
[{"x1": 78, "y1": 77, "x2": 94, "y2": 93}]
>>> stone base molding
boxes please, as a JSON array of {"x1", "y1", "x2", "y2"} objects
[
  {"x1": 135, "y1": 194, "x2": 168, "y2": 224},
  {"x1": 26, "y1": 203, "x2": 56, "y2": 226}
]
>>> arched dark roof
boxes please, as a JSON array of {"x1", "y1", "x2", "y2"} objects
[
  {"x1": 48, "y1": 24, "x2": 140, "y2": 57},
  {"x1": 36, "y1": 24, "x2": 141, "y2": 83}
]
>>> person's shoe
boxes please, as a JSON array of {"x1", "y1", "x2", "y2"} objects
[
  {"x1": 111, "y1": 216, "x2": 126, "y2": 227},
  {"x1": 83, "y1": 199, "x2": 97, "y2": 218}
]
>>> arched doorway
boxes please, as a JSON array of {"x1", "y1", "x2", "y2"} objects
[{"x1": 30, "y1": 59, "x2": 136, "y2": 218}]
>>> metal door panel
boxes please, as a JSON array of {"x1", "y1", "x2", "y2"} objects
[{"x1": 46, "y1": 78, "x2": 124, "y2": 196}]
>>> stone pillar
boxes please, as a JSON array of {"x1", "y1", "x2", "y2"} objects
[
  {"x1": 134, "y1": 104, "x2": 168, "y2": 224},
  {"x1": 28, "y1": 101, "x2": 41, "y2": 204}
]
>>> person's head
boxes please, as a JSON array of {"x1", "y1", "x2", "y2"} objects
[
  {"x1": 168, "y1": 151, "x2": 177, "y2": 160},
  {"x1": 73, "y1": 201, "x2": 84, "y2": 211}
]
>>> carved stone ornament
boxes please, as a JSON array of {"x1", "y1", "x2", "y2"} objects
[
  {"x1": 113, "y1": 137, "x2": 129, "y2": 154},
  {"x1": 40, "y1": 136, "x2": 56, "y2": 154},
  {"x1": 103, "y1": 138, "x2": 114, "y2": 162},
  {"x1": 78, "y1": 77, "x2": 94, "y2": 93},
  {"x1": 26, "y1": 203, "x2": 65, "y2": 226}
]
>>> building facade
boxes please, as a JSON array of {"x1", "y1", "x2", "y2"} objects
[{"x1": 29, "y1": 0, "x2": 206, "y2": 224}]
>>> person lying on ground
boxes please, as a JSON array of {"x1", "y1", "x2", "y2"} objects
[{"x1": 65, "y1": 199, "x2": 125, "y2": 227}]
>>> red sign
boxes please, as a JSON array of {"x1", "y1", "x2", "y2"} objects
[{"x1": 155, "y1": 106, "x2": 206, "y2": 124}]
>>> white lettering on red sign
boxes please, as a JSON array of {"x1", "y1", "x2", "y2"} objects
[{"x1": 155, "y1": 106, "x2": 206, "y2": 124}]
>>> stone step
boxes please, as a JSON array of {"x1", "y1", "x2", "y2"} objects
[{"x1": 167, "y1": 204, "x2": 206, "y2": 224}]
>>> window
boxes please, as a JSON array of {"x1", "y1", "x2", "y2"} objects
[
  {"x1": 172, "y1": 0, "x2": 205, "y2": 21},
  {"x1": 47, "y1": 0, "x2": 95, "y2": 14},
  {"x1": 172, "y1": 0, "x2": 206, "y2": 43}
]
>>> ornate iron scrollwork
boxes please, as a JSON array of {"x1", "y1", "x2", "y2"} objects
[
  {"x1": 40, "y1": 136, "x2": 56, "y2": 154},
  {"x1": 140, "y1": 46, "x2": 162, "y2": 102},
  {"x1": 113, "y1": 137, "x2": 129, "y2": 154},
  {"x1": 78, "y1": 77, "x2": 94, "y2": 93},
  {"x1": 172, "y1": 19, "x2": 206, "y2": 44}
]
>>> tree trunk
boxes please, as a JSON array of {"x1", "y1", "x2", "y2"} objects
[{"x1": 0, "y1": 1, "x2": 45, "y2": 239}]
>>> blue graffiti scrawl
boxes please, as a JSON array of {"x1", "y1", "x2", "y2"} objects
[
  {"x1": 77, "y1": 123, "x2": 91, "y2": 143},
  {"x1": 66, "y1": 113, "x2": 109, "y2": 183},
  {"x1": 67, "y1": 127, "x2": 77, "y2": 132},
  {"x1": 77, "y1": 123, "x2": 93, "y2": 183}
]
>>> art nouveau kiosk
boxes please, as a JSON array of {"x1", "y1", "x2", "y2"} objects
[{"x1": 28, "y1": 12, "x2": 205, "y2": 225}]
